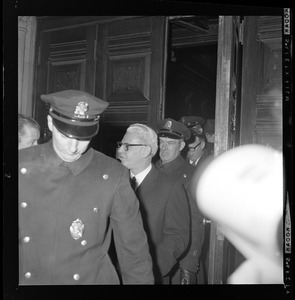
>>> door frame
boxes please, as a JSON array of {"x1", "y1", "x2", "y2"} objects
[{"x1": 208, "y1": 15, "x2": 243, "y2": 284}]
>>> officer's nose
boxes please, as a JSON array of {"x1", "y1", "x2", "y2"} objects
[{"x1": 68, "y1": 139, "x2": 79, "y2": 154}]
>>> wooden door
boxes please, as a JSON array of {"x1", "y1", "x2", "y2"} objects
[
  {"x1": 34, "y1": 23, "x2": 97, "y2": 143},
  {"x1": 34, "y1": 16, "x2": 168, "y2": 157},
  {"x1": 208, "y1": 16, "x2": 244, "y2": 284},
  {"x1": 208, "y1": 15, "x2": 283, "y2": 284},
  {"x1": 94, "y1": 16, "x2": 167, "y2": 157},
  {"x1": 240, "y1": 16, "x2": 282, "y2": 150}
]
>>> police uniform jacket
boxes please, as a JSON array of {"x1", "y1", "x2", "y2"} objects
[
  {"x1": 19, "y1": 141, "x2": 154, "y2": 284},
  {"x1": 135, "y1": 165, "x2": 190, "y2": 283},
  {"x1": 155, "y1": 155, "x2": 205, "y2": 273}
]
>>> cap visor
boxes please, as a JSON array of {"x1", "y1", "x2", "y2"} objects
[
  {"x1": 158, "y1": 132, "x2": 181, "y2": 139},
  {"x1": 53, "y1": 118, "x2": 98, "y2": 140}
]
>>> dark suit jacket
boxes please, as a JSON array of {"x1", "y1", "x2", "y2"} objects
[
  {"x1": 18, "y1": 140, "x2": 154, "y2": 284},
  {"x1": 135, "y1": 165, "x2": 190, "y2": 283},
  {"x1": 155, "y1": 155, "x2": 205, "y2": 273},
  {"x1": 187, "y1": 148, "x2": 212, "y2": 168}
]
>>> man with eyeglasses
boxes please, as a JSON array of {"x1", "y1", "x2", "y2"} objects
[
  {"x1": 117, "y1": 123, "x2": 190, "y2": 284},
  {"x1": 180, "y1": 116, "x2": 213, "y2": 284},
  {"x1": 18, "y1": 90, "x2": 154, "y2": 285},
  {"x1": 186, "y1": 130, "x2": 212, "y2": 285},
  {"x1": 155, "y1": 118, "x2": 205, "y2": 285},
  {"x1": 187, "y1": 133, "x2": 209, "y2": 167}
]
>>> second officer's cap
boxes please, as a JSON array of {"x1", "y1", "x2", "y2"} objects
[
  {"x1": 180, "y1": 116, "x2": 206, "y2": 136},
  {"x1": 41, "y1": 89, "x2": 109, "y2": 140},
  {"x1": 180, "y1": 116, "x2": 206, "y2": 128},
  {"x1": 157, "y1": 118, "x2": 191, "y2": 140}
]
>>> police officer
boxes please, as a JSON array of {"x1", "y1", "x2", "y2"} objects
[
  {"x1": 155, "y1": 118, "x2": 205, "y2": 284},
  {"x1": 179, "y1": 116, "x2": 205, "y2": 136},
  {"x1": 18, "y1": 89, "x2": 154, "y2": 285},
  {"x1": 180, "y1": 116, "x2": 213, "y2": 284}
]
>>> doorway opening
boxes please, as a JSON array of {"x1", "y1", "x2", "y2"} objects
[
  {"x1": 164, "y1": 18, "x2": 218, "y2": 284},
  {"x1": 165, "y1": 44, "x2": 217, "y2": 121}
]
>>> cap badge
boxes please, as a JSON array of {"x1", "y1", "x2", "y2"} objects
[
  {"x1": 70, "y1": 218, "x2": 84, "y2": 240},
  {"x1": 164, "y1": 120, "x2": 172, "y2": 131},
  {"x1": 74, "y1": 102, "x2": 89, "y2": 119}
]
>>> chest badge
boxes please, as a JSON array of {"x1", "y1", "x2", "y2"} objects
[{"x1": 70, "y1": 218, "x2": 84, "y2": 240}]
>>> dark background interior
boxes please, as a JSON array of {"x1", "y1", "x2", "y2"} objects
[{"x1": 165, "y1": 43, "x2": 217, "y2": 122}]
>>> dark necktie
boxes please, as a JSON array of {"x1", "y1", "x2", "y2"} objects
[{"x1": 130, "y1": 176, "x2": 138, "y2": 191}]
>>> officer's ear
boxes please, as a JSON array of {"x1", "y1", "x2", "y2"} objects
[
  {"x1": 180, "y1": 140, "x2": 186, "y2": 151},
  {"x1": 47, "y1": 115, "x2": 53, "y2": 132}
]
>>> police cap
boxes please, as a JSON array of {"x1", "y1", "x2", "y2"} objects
[
  {"x1": 157, "y1": 118, "x2": 191, "y2": 140},
  {"x1": 41, "y1": 90, "x2": 109, "y2": 140},
  {"x1": 179, "y1": 116, "x2": 206, "y2": 128}
]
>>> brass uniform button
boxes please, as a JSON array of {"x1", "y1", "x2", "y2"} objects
[
  {"x1": 23, "y1": 236, "x2": 30, "y2": 243},
  {"x1": 20, "y1": 168, "x2": 27, "y2": 174},
  {"x1": 73, "y1": 274, "x2": 80, "y2": 281}
]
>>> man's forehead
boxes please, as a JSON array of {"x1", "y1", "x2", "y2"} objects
[
  {"x1": 24, "y1": 125, "x2": 39, "y2": 136},
  {"x1": 123, "y1": 131, "x2": 140, "y2": 142}
]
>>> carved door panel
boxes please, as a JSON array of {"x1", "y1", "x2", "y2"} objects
[
  {"x1": 94, "y1": 16, "x2": 167, "y2": 157},
  {"x1": 35, "y1": 25, "x2": 97, "y2": 143},
  {"x1": 208, "y1": 16, "x2": 243, "y2": 284},
  {"x1": 35, "y1": 17, "x2": 167, "y2": 156}
]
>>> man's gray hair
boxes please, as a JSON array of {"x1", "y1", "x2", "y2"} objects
[{"x1": 127, "y1": 123, "x2": 158, "y2": 156}]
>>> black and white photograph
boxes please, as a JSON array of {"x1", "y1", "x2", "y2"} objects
[{"x1": 3, "y1": 1, "x2": 292, "y2": 299}]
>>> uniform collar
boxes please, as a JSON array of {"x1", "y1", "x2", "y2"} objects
[
  {"x1": 42, "y1": 140, "x2": 93, "y2": 176},
  {"x1": 157, "y1": 154, "x2": 186, "y2": 172}
]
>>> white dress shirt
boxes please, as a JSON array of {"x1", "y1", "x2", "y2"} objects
[{"x1": 130, "y1": 164, "x2": 152, "y2": 187}]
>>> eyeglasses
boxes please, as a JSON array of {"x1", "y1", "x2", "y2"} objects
[
  {"x1": 117, "y1": 142, "x2": 147, "y2": 151},
  {"x1": 188, "y1": 142, "x2": 201, "y2": 151}
]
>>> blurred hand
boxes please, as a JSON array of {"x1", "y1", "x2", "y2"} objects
[{"x1": 180, "y1": 268, "x2": 197, "y2": 285}]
